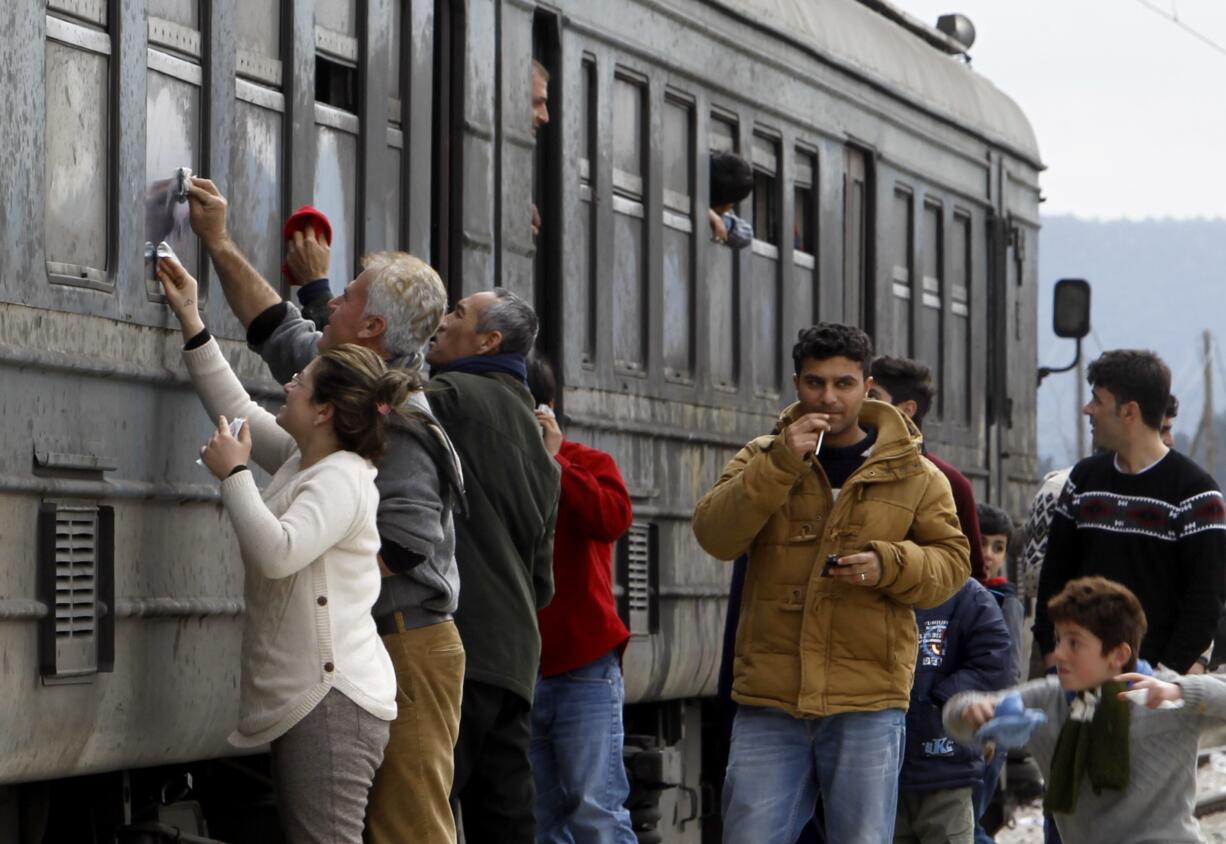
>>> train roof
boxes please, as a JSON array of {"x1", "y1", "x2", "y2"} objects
[{"x1": 710, "y1": 0, "x2": 1042, "y2": 167}]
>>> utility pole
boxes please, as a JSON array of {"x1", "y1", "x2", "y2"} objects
[
  {"x1": 1075, "y1": 354, "x2": 1086, "y2": 460},
  {"x1": 1204, "y1": 330, "x2": 1215, "y2": 473}
]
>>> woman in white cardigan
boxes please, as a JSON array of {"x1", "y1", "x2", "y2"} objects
[{"x1": 158, "y1": 256, "x2": 404, "y2": 844}]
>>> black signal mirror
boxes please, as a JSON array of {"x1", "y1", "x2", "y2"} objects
[
  {"x1": 1039, "y1": 278, "x2": 1092, "y2": 385},
  {"x1": 1053, "y1": 278, "x2": 1091, "y2": 339}
]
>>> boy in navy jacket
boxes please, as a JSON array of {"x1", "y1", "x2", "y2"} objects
[{"x1": 895, "y1": 579, "x2": 1012, "y2": 844}]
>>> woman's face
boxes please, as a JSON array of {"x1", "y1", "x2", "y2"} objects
[{"x1": 278, "y1": 358, "x2": 326, "y2": 439}]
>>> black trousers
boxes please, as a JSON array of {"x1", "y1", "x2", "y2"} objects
[{"x1": 451, "y1": 679, "x2": 535, "y2": 843}]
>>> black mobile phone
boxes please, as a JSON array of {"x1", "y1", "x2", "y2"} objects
[{"x1": 820, "y1": 553, "x2": 839, "y2": 577}]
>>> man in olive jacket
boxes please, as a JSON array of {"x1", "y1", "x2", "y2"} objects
[
  {"x1": 426, "y1": 287, "x2": 560, "y2": 844},
  {"x1": 694, "y1": 323, "x2": 970, "y2": 844}
]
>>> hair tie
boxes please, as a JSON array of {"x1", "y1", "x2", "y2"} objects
[{"x1": 376, "y1": 402, "x2": 391, "y2": 417}]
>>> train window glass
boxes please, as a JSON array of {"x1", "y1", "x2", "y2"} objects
[
  {"x1": 317, "y1": 56, "x2": 359, "y2": 112},
  {"x1": 231, "y1": 82, "x2": 285, "y2": 290},
  {"x1": 316, "y1": 0, "x2": 358, "y2": 37},
  {"x1": 145, "y1": 50, "x2": 203, "y2": 299},
  {"x1": 388, "y1": 0, "x2": 403, "y2": 111},
  {"x1": 237, "y1": 0, "x2": 282, "y2": 86},
  {"x1": 386, "y1": 128, "x2": 404, "y2": 248},
  {"x1": 949, "y1": 211, "x2": 972, "y2": 425},
  {"x1": 709, "y1": 113, "x2": 740, "y2": 390},
  {"x1": 577, "y1": 57, "x2": 597, "y2": 366},
  {"x1": 48, "y1": 0, "x2": 107, "y2": 26},
  {"x1": 920, "y1": 200, "x2": 943, "y2": 418},
  {"x1": 842, "y1": 146, "x2": 870, "y2": 330},
  {"x1": 751, "y1": 134, "x2": 780, "y2": 247},
  {"x1": 44, "y1": 15, "x2": 111, "y2": 287},
  {"x1": 888, "y1": 187, "x2": 913, "y2": 357},
  {"x1": 315, "y1": 106, "x2": 361, "y2": 293},
  {"x1": 148, "y1": 0, "x2": 199, "y2": 31},
  {"x1": 663, "y1": 95, "x2": 694, "y2": 380},
  {"x1": 793, "y1": 146, "x2": 818, "y2": 327},
  {"x1": 612, "y1": 73, "x2": 647, "y2": 373}
]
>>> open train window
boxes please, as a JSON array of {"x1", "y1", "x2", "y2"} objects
[
  {"x1": 44, "y1": 6, "x2": 113, "y2": 290},
  {"x1": 920, "y1": 200, "x2": 944, "y2": 420},
  {"x1": 231, "y1": 0, "x2": 285, "y2": 295},
  {"x1": 314, "y1": 0, "x2": 362, "y2": 293},
  {"x1": 887, "y1": 186, "x2": 914, "y2": 357},
  {"x1": 949, "y1": 210, "x2": 973, "y2": 425},
  {"x1": 611, "y1": 72, "x2": 648, "y2": 375},
  {"x1": 708, "y1": 112, "x2": 741, "y2": 391},
  {"x1": 793, "y1": 146, "x2": 819, "y2": 325},
  {"x1": 144, "y1": 0, "x2": 204, "y2": 301},
  {"x1": 751, "y1": 133, "x2": 780, "y2": 248},
  {"x1": 662, "y1": 93, "x2": 695, "y2": 381}
]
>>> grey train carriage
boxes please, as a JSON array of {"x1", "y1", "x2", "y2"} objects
[{"x1": 0, "y1": 0, "x2": 1042, "y2": 839}]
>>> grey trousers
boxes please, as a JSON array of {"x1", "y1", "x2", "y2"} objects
[{"x1": 270, "y1": 689, "x2": 391, "y2": 844}]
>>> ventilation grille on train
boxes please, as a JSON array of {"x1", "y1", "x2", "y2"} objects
[
  {"x1": 616, "y1": 522, "x2": 659, "y2": 636},
  {"x1": 38, "y1": 501, "x2": 115, "y2": 682},
  {"x1": 55, "y1": 505, "x2": 98, "y2": 639}
]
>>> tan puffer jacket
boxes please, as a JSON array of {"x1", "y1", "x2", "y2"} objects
[{"x1": 694, "y1": 400, "x2": 970, "y2": 717}]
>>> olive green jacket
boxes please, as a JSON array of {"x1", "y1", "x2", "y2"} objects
[{"x1": 693, "y1": 400, "x2": 970, "y2": 717}]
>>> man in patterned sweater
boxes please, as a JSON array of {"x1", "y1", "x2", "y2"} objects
[{"x1": 1034, "y1": 351, "x2": 1226, "y2": 674}]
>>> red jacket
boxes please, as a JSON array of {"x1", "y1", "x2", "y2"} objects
[
  {"x1": 537, "y1": 439, "x2": 633, "y2": 677},
  {"x1": 926, "y1": 451, "x2": 986, "y2": 582}
]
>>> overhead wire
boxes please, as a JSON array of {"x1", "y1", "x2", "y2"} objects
[{"x1": 1133, "y1": 0, "x2": 1226, "y2": 58}]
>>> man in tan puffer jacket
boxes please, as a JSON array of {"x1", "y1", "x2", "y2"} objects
[{"x1": 695, "y1": 323, "x2": 970, "y2": 844}]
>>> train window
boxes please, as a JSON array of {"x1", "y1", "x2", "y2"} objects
[
  {"x1": 793, "y1": 147, "x2": 818, "y2": 326},
  {"x1": 237, "y1": 0, "x2": 282, "y2": 86},
  {"x1": 708, "y1": 112, "x2": 740, "y2": 390},
  {"x1": 386, "y1": 128, "x2": 404, "y2": 248},
  {"x1": 315, "y1": 107, "x2": 361, "y2": 292},
  {"x1": 662, "y1": 94, "x2": 694, "y2": 380},
  {"x1": 231, "y1": 82, "x2": 285, "y2": 290},
  {"x1": 949, "y1": 211, "x2": 972, "y2": 424},
  {"x1": 44, "y1": 13, "x2": 112, "y2": 288},
  {"x1": 751, "y1": 134, "x2": 780, "y2": 247},
  {"x1": 388, "y1": 0, "x2": 404, "y2": 117},
  {"x1": 145, "y1": 39, "x2": 204, "y2": 299},
  {"x1": 576, "y1": 58, "x2": 597, "y2": 366},
  {"x1": 611, "y1": 73, "x2": 647, "y2": 374},
  {"x1": 842, "y1": 146, "x2": 871, "y2": 330},
  {"x1": 887, "y1": 187, "x2": 913, "y2": 357},
  {"x1": 920, "y1": 200, "x2": 944, "y2": 419},
  {"x1": 47, "y1": 0, "x2": 107, "y2": 27},
  {"x1": 148, "y1": 0, "x2": 199, "y2": 31},
  {"x1": 316, "y1": 0, "x2": 358, "y2": 38}
]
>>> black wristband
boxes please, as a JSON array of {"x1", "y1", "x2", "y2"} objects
[
  {"x1": 184, "y1": 326, "x2": 212, "y2": 350},
  {"x1": 247, "y1": 301, "x2": 289, "y2": 347},
  {"x1": 226, "y1": 464, "x2": 250, "y2": 478}
]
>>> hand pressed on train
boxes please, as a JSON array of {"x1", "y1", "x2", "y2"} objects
[
  {"x1": 286, "y1": 224, "x2": 331, "y2": 283},
  {"x1": 156, "y1": 254, "x2": 205, "y2": 339},
  {"x1": 828, "y1": 550, "x2": 883, "y2": 587},
  {"x1": 782, "y1": 413, "x2": 831, "y2": 461},
  {"x1": 200, "y1": 415, "x2": 252, "y2": 480},
  {"x1": 186, "y1": 177, "x2": 230, "y2": 249}
]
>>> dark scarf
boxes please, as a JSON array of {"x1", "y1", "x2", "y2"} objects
[
  {"x1": 1044, "y1": 681, "x2": 1130, "y2": 814},
  {"x1": 432, "y1": 353, "x2": 528, "y2": 386}
]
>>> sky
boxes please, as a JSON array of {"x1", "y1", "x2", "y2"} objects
[{"x1": 900, "y1": 0, "x2": 1226, "y2": 220}]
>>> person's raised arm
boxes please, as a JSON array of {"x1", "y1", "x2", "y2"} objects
[
  {"x1": 187, "y1": 177, "x2": 282, "y2": 328},
  {"x1": 159, "y1": 255, "x2": 295, "y2": 473}
]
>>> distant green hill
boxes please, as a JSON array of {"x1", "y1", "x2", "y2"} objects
[{"x1": 1037, "y1": 214, "x2": 1226, "y2": 479}]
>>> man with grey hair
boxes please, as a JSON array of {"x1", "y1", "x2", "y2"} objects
[
  {"x1": 185, "y1": 177, "x2": 467, "y2": 844},
  {"x1": 426, "y1": 288, "x2": 560, "y2": 843}
]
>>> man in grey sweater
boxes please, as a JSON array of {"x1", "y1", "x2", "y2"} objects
[{"x1": 186, "y1": 178, "x2": 466, "y2": 844}]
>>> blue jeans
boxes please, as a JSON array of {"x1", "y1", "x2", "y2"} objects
[
  {"x1": 722, "y1": 705, "x2": 905, "y2": 844},
  {"x1": 529, "y1": 650, "x2": 637, "y2": 844}
]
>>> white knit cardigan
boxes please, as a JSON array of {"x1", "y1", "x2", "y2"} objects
[{"x1": 184, "y1": 338, "x2": 396, "y2": 747}]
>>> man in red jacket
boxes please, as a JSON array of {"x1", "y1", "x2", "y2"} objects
[{"x1": 526, "y1": 356, "x2": 638, "y2": 844}]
